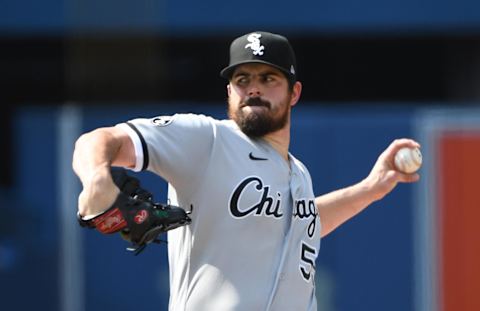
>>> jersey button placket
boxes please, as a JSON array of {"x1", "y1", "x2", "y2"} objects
[{"x1": 290, "y1": 171, "x2": 301, "y2": 200}]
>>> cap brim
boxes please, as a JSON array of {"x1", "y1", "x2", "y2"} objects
[{"x1": 220, "y1": 60, "x2": 295, "y2": 81}]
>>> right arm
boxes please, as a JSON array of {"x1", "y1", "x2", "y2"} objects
[
  {"x1": 316, "y1": 138, "x2": 420, "y2": 237},
  {"x1": 72, "y1": 126, "x2": 136, "y2": 217}
]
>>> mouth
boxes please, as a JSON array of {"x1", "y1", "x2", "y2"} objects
[{"x1": 241, "y1": 97, "x2": 271, "y2": 109}]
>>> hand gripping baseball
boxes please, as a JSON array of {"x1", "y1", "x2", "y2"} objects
[
  {"x1": 364, "y1": 139, "x2": 421, "y2": 201},
  {"x1": 77, "y1": 168, "x2": 191, "y2": 255}
]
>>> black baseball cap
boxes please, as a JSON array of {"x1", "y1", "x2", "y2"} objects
[{"x1": 220, "y1": 31, "x2": 297, "y2": 82}]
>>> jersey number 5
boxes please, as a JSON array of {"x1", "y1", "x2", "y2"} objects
[{"x1": 299, "y1": 242, "x2": 317, "y2": 282}]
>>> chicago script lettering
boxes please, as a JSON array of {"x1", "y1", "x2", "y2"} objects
[
  {"x1": 293, "y1": 199, "x2": 318, "y2": 238},
  {"x1": 230, "y1": 177, "x2": 283, "y2": 218}
]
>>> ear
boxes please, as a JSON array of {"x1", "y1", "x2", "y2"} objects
[
  {"x1": 227, "y1": 84, "x2": 232, "y2": 96},
  {"x1": 290, "y1": 81, "x2": 302, "y2": 107}
]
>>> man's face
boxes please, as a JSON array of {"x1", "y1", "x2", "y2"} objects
[{"x1": 227, "y1": 63, "x2": 300, "y2": 138}]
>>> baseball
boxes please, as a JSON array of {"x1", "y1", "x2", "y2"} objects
[{"x1": 394, "y1": 147, "x2": 422, "y2": 174}]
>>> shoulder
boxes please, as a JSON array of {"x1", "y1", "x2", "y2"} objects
[
  {"x1": 216, "y1": 119, "x2": 241, "y2": 132},
  {"x1": 151, "y1": 113, "x2": 215, "y2": 127},
  {"x1": 289, "y1": 154, "x2": 312, "y2": 177},
  {"x1": 173, "y1": 115, "x2": 243, "y2": 137},
  {"x1": 126, "y1": 113, "x2": 219, "y2": 129},
  {"x1": 124, "y1": 113, "x2": 245, "y2": 142}
]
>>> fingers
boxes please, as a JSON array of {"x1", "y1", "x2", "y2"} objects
[
  {"x1": 376, "y1": 138, "x2": 422, "y2": 181},
  {"x1": 384, "y1": 138, "x2": 421, "y2": 158},
  {"x1": 378, "y1": 138, "x2": 422, "y2": 172},
  {"x1": 395, "y1": 171, "x2": 420, "y2": 183}
]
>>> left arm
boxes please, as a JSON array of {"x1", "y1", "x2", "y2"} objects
[{"x1": 316, "y1": 138, "x2": 420, "y2": 237}]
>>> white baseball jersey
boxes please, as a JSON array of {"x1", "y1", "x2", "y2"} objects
[{"x1": 117, "y1": 113, "x2": 321, "y2": 311}]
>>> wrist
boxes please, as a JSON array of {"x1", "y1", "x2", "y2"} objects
[
  {"x1": 358, "y1": 176, "x2": 384, "y2": 203},
  {"x1": 78, "y1": 168, "x2": 119, "y2": 217}
]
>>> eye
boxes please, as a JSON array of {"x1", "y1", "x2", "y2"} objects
[
  {"x1": 262, "y1": 74, "x2": 277, "y2": 83},
  {"x1": 234, "y1": 76, "x2": 249, "y2": 85}
]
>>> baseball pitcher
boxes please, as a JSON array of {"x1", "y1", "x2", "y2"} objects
[{"x1": 72, "y1": 31, "x2": 420, "y2": 310}]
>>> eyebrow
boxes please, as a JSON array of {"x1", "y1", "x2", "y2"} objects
[{"x1": 233, "y1": 70, "x2": 282, "y2": 78}]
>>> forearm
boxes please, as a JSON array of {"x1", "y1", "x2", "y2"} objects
[
  {"x1": 72, "y1": 128, "x2": 122, "y2": 185},
  {"x1": 72, "y1": 127, "x2": 129, "y2": 216},
  {"x1": 316, "y1": 179, "x2": 379, "y2": 237}
]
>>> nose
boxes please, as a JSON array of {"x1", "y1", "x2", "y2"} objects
[{"x1": 247, "y1": 81, "x2": 262, "y2": 97}]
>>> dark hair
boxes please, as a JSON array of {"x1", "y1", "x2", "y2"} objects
[{"x1": 286, "y1": 76, "x2": 296, "y2": 91}]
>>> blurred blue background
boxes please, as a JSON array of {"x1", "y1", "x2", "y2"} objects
[
  {"x1": 3, "y1": 0, "x2": 480, "y2": 34},
  {"x1": 1, "y1": 0, "x2": 480, "y2": 310}
]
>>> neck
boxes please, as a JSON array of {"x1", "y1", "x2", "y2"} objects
[{"x1": 262, "y1": 123, "x2": 290, "y2": 161}]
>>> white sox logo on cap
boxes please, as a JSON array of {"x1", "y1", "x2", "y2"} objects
[
  {"x1": 220, "y1": 31, "x2": 297, "y2": 81},
  {"x1": 245, "y1": 33, "x2": 264, "y2": 56}
]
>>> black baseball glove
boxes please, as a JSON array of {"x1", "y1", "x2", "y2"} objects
[{"x1": 77, "y1": 168, "x2": 191, "y2": 255}]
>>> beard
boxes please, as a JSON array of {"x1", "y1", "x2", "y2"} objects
[{"x1": 228, "y1": 96, "x2": 291, "y2": 138}]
